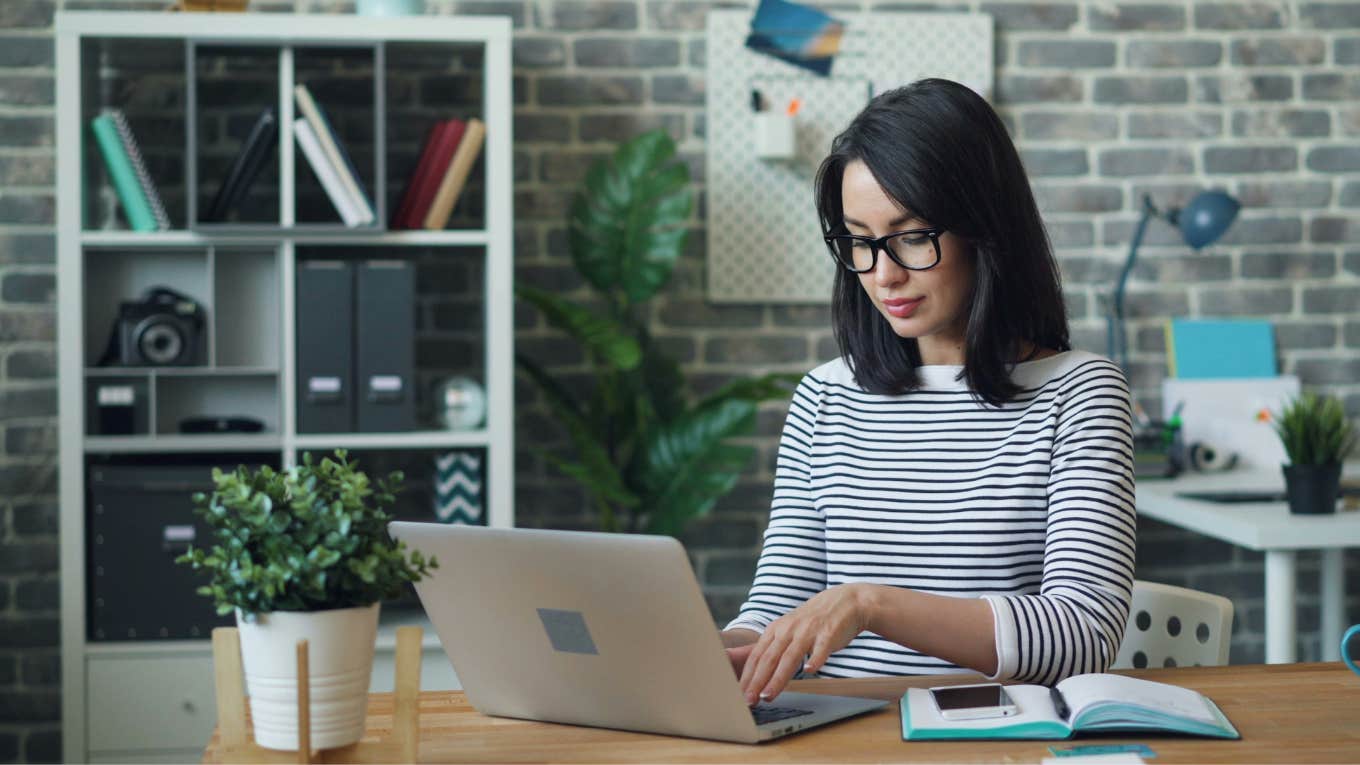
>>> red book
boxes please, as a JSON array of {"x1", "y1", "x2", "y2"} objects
[
  {"x1": 393, "y1": 120, "x2": 447, "y2": 229},
  {"x1": 396, "y1": 119, "x2": 466, "y2": 229}
]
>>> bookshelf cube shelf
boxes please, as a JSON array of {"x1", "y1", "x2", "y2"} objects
[{"x1": 57, "y1": 11, "x2": 514, "y2": 764}]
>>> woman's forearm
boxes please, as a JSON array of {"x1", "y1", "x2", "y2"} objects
[
  {"x1": 852, "y1": 583, "x2": 998, "y2": 676},
  {"x1": 721, "y1": 628, "x2": 761, "y2": 648}
]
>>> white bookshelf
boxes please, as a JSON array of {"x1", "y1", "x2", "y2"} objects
[{"x1": 56, "y1": 11, "x2": 514, "y2": 763}]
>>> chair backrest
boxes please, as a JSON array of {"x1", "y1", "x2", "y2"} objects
[{"x1": 1113, "y1": 580, "x2": 1234, "y2": 669}]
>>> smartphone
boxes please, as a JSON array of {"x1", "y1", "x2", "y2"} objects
[{"x1": 928, "y1": 683, "x2": 1018, "y2": 720}]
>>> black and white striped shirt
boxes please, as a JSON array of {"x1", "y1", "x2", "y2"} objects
[{"x1": 725, "y1": 350, "x2": 1136, "y2": 685}]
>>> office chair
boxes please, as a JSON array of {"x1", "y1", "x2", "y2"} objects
[{"x1": 1113, "y1": 580, "x2": 1234, "y2": 669}]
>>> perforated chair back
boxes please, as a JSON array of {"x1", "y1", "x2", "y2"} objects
[{"x1": 1113, "y1": 580, "x2": 1234, "y2": 669}]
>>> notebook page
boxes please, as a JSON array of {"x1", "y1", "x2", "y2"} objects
[{"x1": 1056, "y1": 674, "x2": 1217, "y2": 725}]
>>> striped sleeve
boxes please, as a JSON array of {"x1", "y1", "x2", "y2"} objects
[
  {"x1": 985, "y1": 359, "x2": 1137, "y2": 684},
  {"x1": 725, "y1": 374, "x2": 828, "y2": 634}
]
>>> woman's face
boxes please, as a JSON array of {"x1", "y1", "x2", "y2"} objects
[{"x1": 841, "y1": 159, "x2": 975, "y2": 363}]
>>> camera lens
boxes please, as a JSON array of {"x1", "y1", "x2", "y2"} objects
[{"x1": 136, "y1": 319, "x2": 185, "y2": 365}]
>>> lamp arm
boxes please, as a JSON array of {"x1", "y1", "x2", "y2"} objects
[{"x1": 1107, "y1": 195, "x2": 1158, "y2": 372}]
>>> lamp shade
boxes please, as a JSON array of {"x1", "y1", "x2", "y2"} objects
[{"x1": 1177, "y1": 190, "x2": 1240, "y2": 249}]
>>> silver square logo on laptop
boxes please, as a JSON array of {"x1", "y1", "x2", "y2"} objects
[{"x1": 537, "y1": 608, "x2": 599, "y2": 655}]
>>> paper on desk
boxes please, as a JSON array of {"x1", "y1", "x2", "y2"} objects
[{"x1": 1042, "y1": 754, "x2": 1145, "y2": 765}]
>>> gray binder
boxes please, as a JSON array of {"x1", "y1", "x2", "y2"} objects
[
  {"x1": 296, "y1": 260, "x2": 354, "y2": 433},
  {"x1": 356, "y1": 260, "x2": 415, "y2": 432}
]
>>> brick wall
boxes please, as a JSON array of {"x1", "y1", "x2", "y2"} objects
[{"x1": 1, "y1": 0, "x2": 1357, "y2": 761}]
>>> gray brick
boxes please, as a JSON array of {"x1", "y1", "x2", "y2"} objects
[
  {"x1": 0, "y1": 116, "x2": 52, "y2": 149},
  {"x1": 979, "y1": 2, "x2": 1078, "y2": 30},
  {"x1": 1347, "y1": 319, "x2": 1360, "y2": 346},
  {"x1": 1302, "y1": 286, "x2": 1360, "y2": 314},
  {"x1": 1343, "y1": 182, "x2": 1360, "y2": 207},
  {"x1": 1307, "y1": 146, "x2": 1360, "y2": 173},
  {"x1": 645, "y1": 0, "x2": 716, "y2": 30},
  {"x1": 1094, "y1": 76, "x2": 1188, "y2": 104},
  {"x1": 0, "y1": 541, "x2": 55, "y2": 575},
  {"x1": 1217, "y1": 216, "x2": 1302, "y2": 245},
  {"x1": 0, "y1": 1, "x2": 53, "y2": 28},
  {"x1": 574, "y1": 38, "x2": 680, "y2": 68},
  {"x1": 514, "y1": 114, "x2": 571, "y2": 143},
  {"x1": 6, "y1": 423, "x2": 55, "y2": 455},
  {"x1": 0, "y1": 194, "x2": 54, "y2": 225},
  {"x1": 1017, "y1": 40, "x2": 1115, "y2": 67},
  {"x1": 679, "y1": 518, "x2": 761, "y2": 549},
  {"x1": 704, "y1": 553, "x2": 758, "y2": 586},
  {"x1": 16, "y1": 579, "x2": 58, "y2": 612},
  {"x1": 1195, "y1": 74, "x2": 1292, "y2": 102},
  {"x1": 513, "y1": 37, "x2": 566, "y2": 68},
  {"x1": 1134, "y1": 326, "x2": 1166, "y2": 352},
  {"x1": 1231, "y1": 37, "x2": 1326, "y2": 66},
  {"x1": 5, "y1": 349, "x2": 54, "y2": 380},
  {"x1": 0, "y1": 232, "x2": 53, "y2": 265},
  {"x1": 0, "y1": 656, "x2": 12, "y2": 686},
  {"x1": 769, "y1": 305, "x2": 831, "y2": 328},
  {"x1": 1090, "y1": 3, "x2": 1185, "y2": 30},
  {"x1": 0, "y1": 155, "x2": 53, "y2": 188},
  {"x1": 579, "y1": 112, "x2": 686, "y2": 143},
  {"x1": 1128, "y1": 111, "x2": 1221, "y2": 138},
  {"x1": 0, "y1": 35, "x2": 52, "y2": 66},
  {"x1": 1199, "y1": 286, "x2": 1293, "y2": 316},
  {"x1": 1342, "y1": 108, "x2": 1360, "y2": 137},
  {"x1": 1242, "y1": 253, "x2": 1337, "y2": 280},
  {"x1": 1131, "y1": 253, "x2": 1232, "y2": 282},
  {"x1": 536, "y1": 76, "x2": 643, "y2": 106},
  {"x1": 1021, "y1": 148, "x2": 1088, "y2": 176},
  {"x1": 1311, "y1": 217, "x2": 1360, "y2": 243},
  {"x1": 1236, "y1": 180, "x2": 1332, "y2": 208},
  {"x1": 1122, "y1": 290, "x2": 1192, "y2": 318},
  {"x1": 539, "y1": 152, "x2": 607, "y2": 184},
  {"x1": 1047, "y1": 221, "x2": 1095, "y2": 248},
  {"x1": 1033, "y1": 183, "x2": 1123, "y2": 213},
  {"x1": 1021, "y1": 112, "x2": 1118, "y2": 141},
  {"x1": 1130, "y1": 183, "x2": 1204, "y2": 207},
  {"x1": 1099, "y1": 148, "x2": 1194, "y2": 177},
  {"x1": 1294, "y1": 359, "x2": 1360, "y2": 385},
  {"x1": 0, "y1": 74, "x2": 52, "y2": 106},
  {"x1": 1338, "y1": 38, "x2": 1360, "y2": 65},
  {"x1": 456, "y1": 0, "x2": 529, "y2": 27},
  {"x1": 1203, "y1": 146, "x2": 1296, "y2": 174},
  {"x1": 418, "y1": 73, "x2": 482, "y2": 106},
  {"x1": 659, "y1": 300, "x2": 763, "y2": 329},
  {"x1": 1127, "y1": 40, "x2": 1222, "y2": 68},
  {"x1": 1057, "y1": 256, "x2": 1114, "y2": 284},
  {"x1": 652, "y1": 74, "x2": 704, "y2": 105},
  {"x1": 11, "y1": 503, "x2": 56, "y2": 536},
  {"x1": 1, "y1": 272, "x2": 54, "y2": 304},
  {"x1": 551, "y1": 0, "x2": 637, "y2": 29},
  {"x1": 1303, "y1": 74, "x2": 1360, "y2": 101},
  {"x1": 1345, "y1": 252, "x2": 1360, "y2": 276},
  {"x1": 1232, "y1": 109, "x2": 1330, "y2": 138},
  {"x1": 1277, "y1": 322, "x2": 1339, "y2": 350},
  {"x1": 1299, "y1": 2, "x2": 1360, "y2": 28},
  {"x1": 1101, "y1": 219, "x2": 1187, "y2": 247},
  {"x1": 1065, "y1": 292, "x2": 1091, "y2": 321},
  {"x1": 0, "y1": 386, "x2": 56, "y2": 420},
  {"x1": 1194, "y1": 2, "x2": 1285, "y2": 29},
  {"x1": 996, "y1": 75, "x2": 1082, "y2": 103},
  {"x1": 705, "y1": 336, "x2": 808, "y2": 365},
  {"x1": 689, "y1": 38, "x2": 706, "y2": 67},
  {"x1": 0, "y1": 690, "x2": 59, "y2": 722},
  {"x1": 24, "y1": 728, "x2": 61, "y2": 763},
  {"x1": 0, "y1": 311, "x2": 54, "y2": 342}
]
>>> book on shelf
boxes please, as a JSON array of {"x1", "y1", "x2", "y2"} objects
[
  {"x1": 901, "y1": 673, "x2": 1240, "y2": 742},
  {"x1": 293, "y1": 83, "x2": 374, "y2": 225},
  {"x1": 203, "y1": 106, "x2": 278, "y2": 223},
  {"x1": 91, "y1": 110, "x2": 161, "y2": 232},
  {"x1": 294, "y1": 118, "x2": 364, "y2": 227},
  {"x1": 422, "y1": 117, "x2": 485, "y2": 230},
  {"x1": 392, "y1": 118, "x2": 464, "y2": 229}
]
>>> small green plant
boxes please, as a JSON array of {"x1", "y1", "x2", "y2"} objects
[
  {"x1": 1272, "y1": 393, "x2": 1357, "y2": 466},
  {"x1": 177, "y1": 450, "x2": 436, "y2": 616}
]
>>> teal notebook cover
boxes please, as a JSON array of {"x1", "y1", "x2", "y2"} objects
[
  {"x1": 91, "y1": 114, "x2": 157, "y2": 232},
  {"x1": 1167, "y1": 319, "x2": 1276, "y2": 379},
  {"x1": 902, "y1": 674, "x2": 1240, "y2": 742}
]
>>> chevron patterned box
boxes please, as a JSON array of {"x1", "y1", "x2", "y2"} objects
[{"x1": 433, "y1": 450, "x2": 484, "y2": 525}]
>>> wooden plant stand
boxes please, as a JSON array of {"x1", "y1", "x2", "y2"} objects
[{"x1": 210, "y1": 625, "x2": 423, "y2": 764}]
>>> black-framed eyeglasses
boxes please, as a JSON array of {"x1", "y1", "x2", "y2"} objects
[{"x1": 823, "y1": 227, "x2": 946, "y2": 273}]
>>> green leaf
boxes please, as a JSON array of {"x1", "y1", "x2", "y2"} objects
[
  {"x1": 516, "y1": 284, "x2": 641, "y2": 370},
  {"x1": 695, "y1": 372, "x2": 800, "y2": 411},
  {"x1": 538, "y1": 449, "x2": 639, "y2": 509},
  {"x1": 568, "y1": 129, "x2": 692, "y2": 305}
]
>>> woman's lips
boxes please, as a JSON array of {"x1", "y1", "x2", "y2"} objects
[{"x1": 883, "y1": 296, "x2": 924, "y2": 318}]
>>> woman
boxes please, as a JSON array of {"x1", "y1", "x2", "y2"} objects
[{"x1": 722, "y1": 78, "x2": 1136, "y2": 706}]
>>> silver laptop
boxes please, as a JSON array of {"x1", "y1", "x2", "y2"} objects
[{"x1": 387, "y1": 522, "x2": 887, "y2": 743}]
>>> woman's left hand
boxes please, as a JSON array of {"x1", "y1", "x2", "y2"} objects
[{"x1": 738, "y1": 583, "x2": 872, "y2": 705}]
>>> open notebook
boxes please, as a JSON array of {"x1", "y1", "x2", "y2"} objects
[{"x1": 902, "y1": 674, "x2": 1239, "y2": 741}]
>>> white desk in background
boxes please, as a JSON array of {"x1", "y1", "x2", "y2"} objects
[{"x1": 1136, "y1": 469, "x2": 1360, "y2": 664}]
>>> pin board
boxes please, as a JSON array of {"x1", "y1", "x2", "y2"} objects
[{"x1": 705, "y1": 10, "x2": 993, "y2": 303}]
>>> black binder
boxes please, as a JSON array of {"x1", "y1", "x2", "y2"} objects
[
  {"x1": 296, "y1": 260, "x2": 354, "y2": 433},
  {"x1": 203, "y1": 106, "x2": 278, "y2": 222},
  {"x1": 355, "y1": 260, "x2": 415, "y2": 433}
]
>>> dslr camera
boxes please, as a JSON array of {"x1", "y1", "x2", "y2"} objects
[{"x1": 99, "y1": 286, "x2": 206, "y2": 367}]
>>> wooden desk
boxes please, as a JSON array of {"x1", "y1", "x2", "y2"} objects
[{"x1": 204, "y1": 662, "x2": 1360, "y2": 763}]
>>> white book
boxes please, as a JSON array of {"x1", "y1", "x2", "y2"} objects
[
  {"x1": 294, "y1": 83, "x2": 374, "y2": 224},
  {"x1": 294, "y1": 118, "x2": 362, "y2": 227}
]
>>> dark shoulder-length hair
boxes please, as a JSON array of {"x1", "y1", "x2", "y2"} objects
[{"x1": 815, "y1": 78, "x2": 1069, "y2": 406}]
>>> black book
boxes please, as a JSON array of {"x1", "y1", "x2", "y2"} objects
[{"x1": 203, "y1": 106, "x2": 278, "y2": 223}]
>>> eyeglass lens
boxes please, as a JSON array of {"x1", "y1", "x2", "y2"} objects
[{"x1": 830, "y1": 231, "x2": 937, "y2": 271}]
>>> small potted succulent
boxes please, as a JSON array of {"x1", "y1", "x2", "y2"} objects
[
  {"x1": 177, "y1": 449, "x2": 435, "y2": 750},
  {"x1": 1272, "y1": 393, "x2": 1356, "y2": 515}
]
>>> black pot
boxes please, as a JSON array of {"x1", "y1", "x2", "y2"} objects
[{"x1": 1282, "y1": 463, "x2": 1342, "y2": 515}]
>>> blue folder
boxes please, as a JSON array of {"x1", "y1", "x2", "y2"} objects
[{"x1": 1166, "y1": 319, "x2": 1277, "y2": 379}]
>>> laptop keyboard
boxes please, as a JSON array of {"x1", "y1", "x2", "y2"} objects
[{"x1": 751, "y1": 705, "x2": 815, "y2": 725}]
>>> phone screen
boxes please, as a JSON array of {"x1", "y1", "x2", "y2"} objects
[{"x1": 930, "y1": 684, "x2": 1012, "y2": 711}]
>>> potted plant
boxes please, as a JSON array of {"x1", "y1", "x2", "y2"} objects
[
  {"x1": 1272, "y1": 393, "x2": 1356, "y2": 515},
  {"x1": 177, "y1": 450, "x2": 435, "y2": 750},
  {"x1": 515, "y1": 129, "x2": 796, "y2": 535}
]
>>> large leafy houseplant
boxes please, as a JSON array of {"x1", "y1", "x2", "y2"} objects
[
  {"x1": 177, "y1": 449, "x2": 436, "y2": 616},
  {"x1": 517, "y1": 130, "x2": 796, "y2": 535}
]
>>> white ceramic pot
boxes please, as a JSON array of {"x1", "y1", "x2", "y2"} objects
[{"x1": 236, "y1": 603, "x2": 381, "y2": 751}]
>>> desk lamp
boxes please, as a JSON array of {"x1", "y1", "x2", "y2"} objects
[{"x1": 1106, "y1": 190, "x2": 1241, "y2": 372}]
